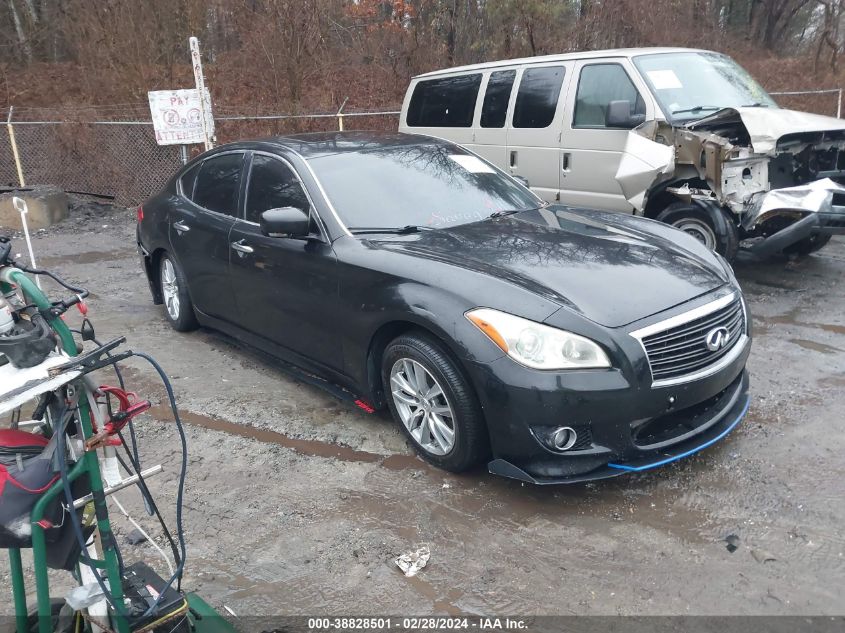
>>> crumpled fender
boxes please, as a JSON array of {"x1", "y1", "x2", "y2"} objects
[{"x1": 614, "y1": 128, "x2": 674, "y2": 211}]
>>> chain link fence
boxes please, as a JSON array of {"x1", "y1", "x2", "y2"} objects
[
  {"x1": 1, "y1": 108, "x2": 401, "y2": 207},
  {"x1": 0, "y1": 87, "x2": 841, "y2": 208}
]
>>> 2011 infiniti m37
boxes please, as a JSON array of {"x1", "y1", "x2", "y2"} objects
[{"x1": 137, "y1": 132, "x2": 752, "y2": 484}]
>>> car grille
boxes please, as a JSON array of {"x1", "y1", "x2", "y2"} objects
[{"x1": 637, "y1": 295, "x2": 745, "y2": 384}]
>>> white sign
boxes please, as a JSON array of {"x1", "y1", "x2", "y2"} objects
[{"x1": 148, "y1": 89, "x2": 211, "y2": 145}]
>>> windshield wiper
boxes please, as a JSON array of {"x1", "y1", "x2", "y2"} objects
[
  {"x1": 348, "y1": 225, "x2": 434, "y2": 235},
  {"x1": 488, "y1": 209, "x2": 521, "y2": 219},
  {"x1": 671, "y1": 105, "x2": 723, "y2": 116},
  {"x1": 488, "y1": 205, "x2": 546, "y2": 220},
  {"x1": 741, "y1": 102, "x2": 769, "y2": 108}
]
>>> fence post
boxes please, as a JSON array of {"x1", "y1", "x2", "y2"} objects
[
  {"x1": 337, "y1": 97, "x2": 349, "y2": 131},
  {"x1": 6, "y1": 106, "x2": 26, "y2": 187}
]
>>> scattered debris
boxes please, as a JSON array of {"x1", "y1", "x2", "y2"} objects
[
  {"x1": 126, "y1": 528, "x2": 148, "y2": 545},
  {"x1": 725, "y1": 534, "x2": 741, "y2": 553},
  {"x1": 396, "y1": 545, "x2": 430, "y2": 577},
  {"x1": 751, "y1": 548, "x2": 777, "y2": 564},
  {"x1": 65, "y1": 581, "x2": 108, "y2": 610}
]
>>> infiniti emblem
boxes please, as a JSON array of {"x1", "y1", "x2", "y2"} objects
[{"x1": 705, "y1": 326, "x2": 731, "y2": 352}]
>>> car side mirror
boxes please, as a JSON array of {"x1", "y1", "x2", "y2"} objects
[
  {"x1": 606, "y1": 100, "x2": 646, "y2": 129},
  {"x1": 260, "y1": 207, "x2": 310, "y2": 238}
]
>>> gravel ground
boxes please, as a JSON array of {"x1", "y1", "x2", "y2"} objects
[{"x1": 1, "y1": 203, "x2": 844, "y2": 623}]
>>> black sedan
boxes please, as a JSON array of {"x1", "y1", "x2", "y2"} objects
[{"x1": 137, "y1": 132, "x2": 752, "y2": 484}]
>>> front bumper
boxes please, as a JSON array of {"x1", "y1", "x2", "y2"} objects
[
  {"x1": 467, "y1": 332, "x2": 751, "y2": 485},
  {"x1": 747, "y1": 177, "x2": 845, "y2": 256}
]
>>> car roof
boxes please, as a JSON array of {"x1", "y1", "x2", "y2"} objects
[
  {"x1": 412, "y1": 46, "x2": 710, "y2": 79},
  {"x1": 218, "y1": 131, "x2": 453, "y2": 160}
]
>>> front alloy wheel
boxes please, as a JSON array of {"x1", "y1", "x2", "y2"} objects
[
  {"x1": 390, "y1": 358, "x2": 456, "y2": 455},
  {"x1": 382, "y1": 333, "x2": 488, "y2": 472}
]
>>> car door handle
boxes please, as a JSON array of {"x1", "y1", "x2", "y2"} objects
[
  {"x1": 230, "y1": 240, "x2": 254, "y2": 256},
  {"x1": 562, "y1": 152, "x2": 571, "y2": 172},
  {"x1": 509, "y1": 150, "x2": 518, "y2": 169},
  {"x1": 173, "y1": 220, "x2": 190, "y2": 234}
]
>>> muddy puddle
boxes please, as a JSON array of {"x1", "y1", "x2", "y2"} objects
[
  {"x1": 38, "y1": 248, "x2": 131, "y2": 266},
  {"x1": 790, "y1": 338, "x2": 844, "y2": 354},
  {"x1": 753, "y1": 307, "x2": 845, "y2": 335}
]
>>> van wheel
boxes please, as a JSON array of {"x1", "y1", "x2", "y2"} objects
[{"x1": 656, "y1": 201, "x2": 739, "y2": 261}]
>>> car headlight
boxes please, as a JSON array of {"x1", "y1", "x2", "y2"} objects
[{"x1": 466, "y1": 308, "x2": 611, "y2": 370}]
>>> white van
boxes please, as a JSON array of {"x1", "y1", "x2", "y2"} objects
[{"x1": 399, "y1": 47, "x2": 845, "y2": 260}]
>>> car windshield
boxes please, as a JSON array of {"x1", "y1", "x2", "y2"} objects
[
  {"x1": 633, "y1": 52, "x2": 778, "y2": 123},
  {"x1": 307, "y1": 143, "x2": 543, "y2": 232}
]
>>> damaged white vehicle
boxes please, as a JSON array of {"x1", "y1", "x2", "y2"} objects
[{"x1": 400, "y1": 47, "x2": 845, "y2": 260}]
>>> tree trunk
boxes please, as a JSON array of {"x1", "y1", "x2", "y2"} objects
[{"x1": 8, "y1": 0, "x2": 32, "y2": 63}]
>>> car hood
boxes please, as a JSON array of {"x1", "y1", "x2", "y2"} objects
[
  {"x1": 686, "y1": 106, "x2": 845, "y2": 154},
  {"x1": 373, "y1": 206, "x2": 728, "y2": 328}
]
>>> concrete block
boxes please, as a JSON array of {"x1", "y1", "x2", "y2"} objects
[{"x1": 0, "y1": 187, "x2": 69, "y2": 230}]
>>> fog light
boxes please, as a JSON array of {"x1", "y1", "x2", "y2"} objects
[{"x1": 552, "y1": 426, "x2": 578, "y2": 451}]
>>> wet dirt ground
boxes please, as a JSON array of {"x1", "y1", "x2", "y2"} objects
[{"x1": 1, "y1": 205, "x2": 844, "y2": 620}]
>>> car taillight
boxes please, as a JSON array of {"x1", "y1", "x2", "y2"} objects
[{"x1": 137, "y1": 206, "x2": 144, "y2": 222}]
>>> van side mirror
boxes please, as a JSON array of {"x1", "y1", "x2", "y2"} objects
[
  {"x1": 606, "y1": 100, "x2": 646, "y2": 129},
  {"x1": 260, "y1": 207, "x2": 310, "y2": 238}
]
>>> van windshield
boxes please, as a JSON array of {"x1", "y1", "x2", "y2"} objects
[{"x1": 633, "y1": 52, "x2": 777, "y2": 123}]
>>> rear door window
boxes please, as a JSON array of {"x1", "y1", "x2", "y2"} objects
[
  {"x1": 573, "y1": 64, "x2": 645, "y2": 128},
  {"x1": 192, "y1": 153, "x2": 244, "y2": 216},
  {"x1": 406, "y1": 74, "x2": 482, "y2": 127},
  {"x1": 179, "y1": 163, "x2": 201, "y2": 200},
  {"x1": 245, "y1": 155, "x2": 310, "y2": 224},
  {"x1": 481, "y1": 70, "x2": 516, "y2": 128},
  {"x1": 513, "y1": 66, "x2": 566, "y2": 129}
]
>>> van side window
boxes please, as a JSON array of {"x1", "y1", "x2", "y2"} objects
[
  {"x1": 481, "y1": 70, "x2": 516, "y2": 128},
  {"x1": 512, "y1": 66, "x2": 565, "y2": 129},
  {"x1": 406, "y1": 74, "x2": 482, "y2": 127},
  {"x1": 573, "y1": 64, "x2": 645, "y2": 128}
]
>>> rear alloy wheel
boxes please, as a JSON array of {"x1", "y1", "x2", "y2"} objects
[
  {"x1": 382, "y1": 333, "x2": 488, "y2": 472},
  {"x1": 656, "y1": 201, "x2": 739, "y2": 261},
  {"x1": 159, "y1": 253, "x2": 198, "y2": 332}
]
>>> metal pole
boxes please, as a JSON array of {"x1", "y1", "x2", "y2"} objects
[
  {"x1": 337, "y1": 96, "x2": 349, "y2": 131},
  {"x1": 73, "y1": 465, "x2": 164, "y2": 509},
  {"x1": 190, "y1": 37, "x2": 213, "y2": 151},
  {"x1": 9, "y1": 548, "x2": 28, "y2": 633},
  {"x1": 180, "y1": 145, "x2": 189, "y2": 165},
  {"x1": 838, "y1": 88, "x2": 842, "y2": 119},
  {"x1": 6, "y1": 106, "x2": 26, "y2": 187}
]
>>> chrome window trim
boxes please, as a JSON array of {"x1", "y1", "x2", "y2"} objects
[
  {"x1": 630, "y1": 291, "x2": 747, "y2": 387},
  {"x1": 236, "y1": 150, "x2": 329, "y2": 240},
  {"x1": 296, "y1": 156, "x2": 353, "y2": 237}
]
